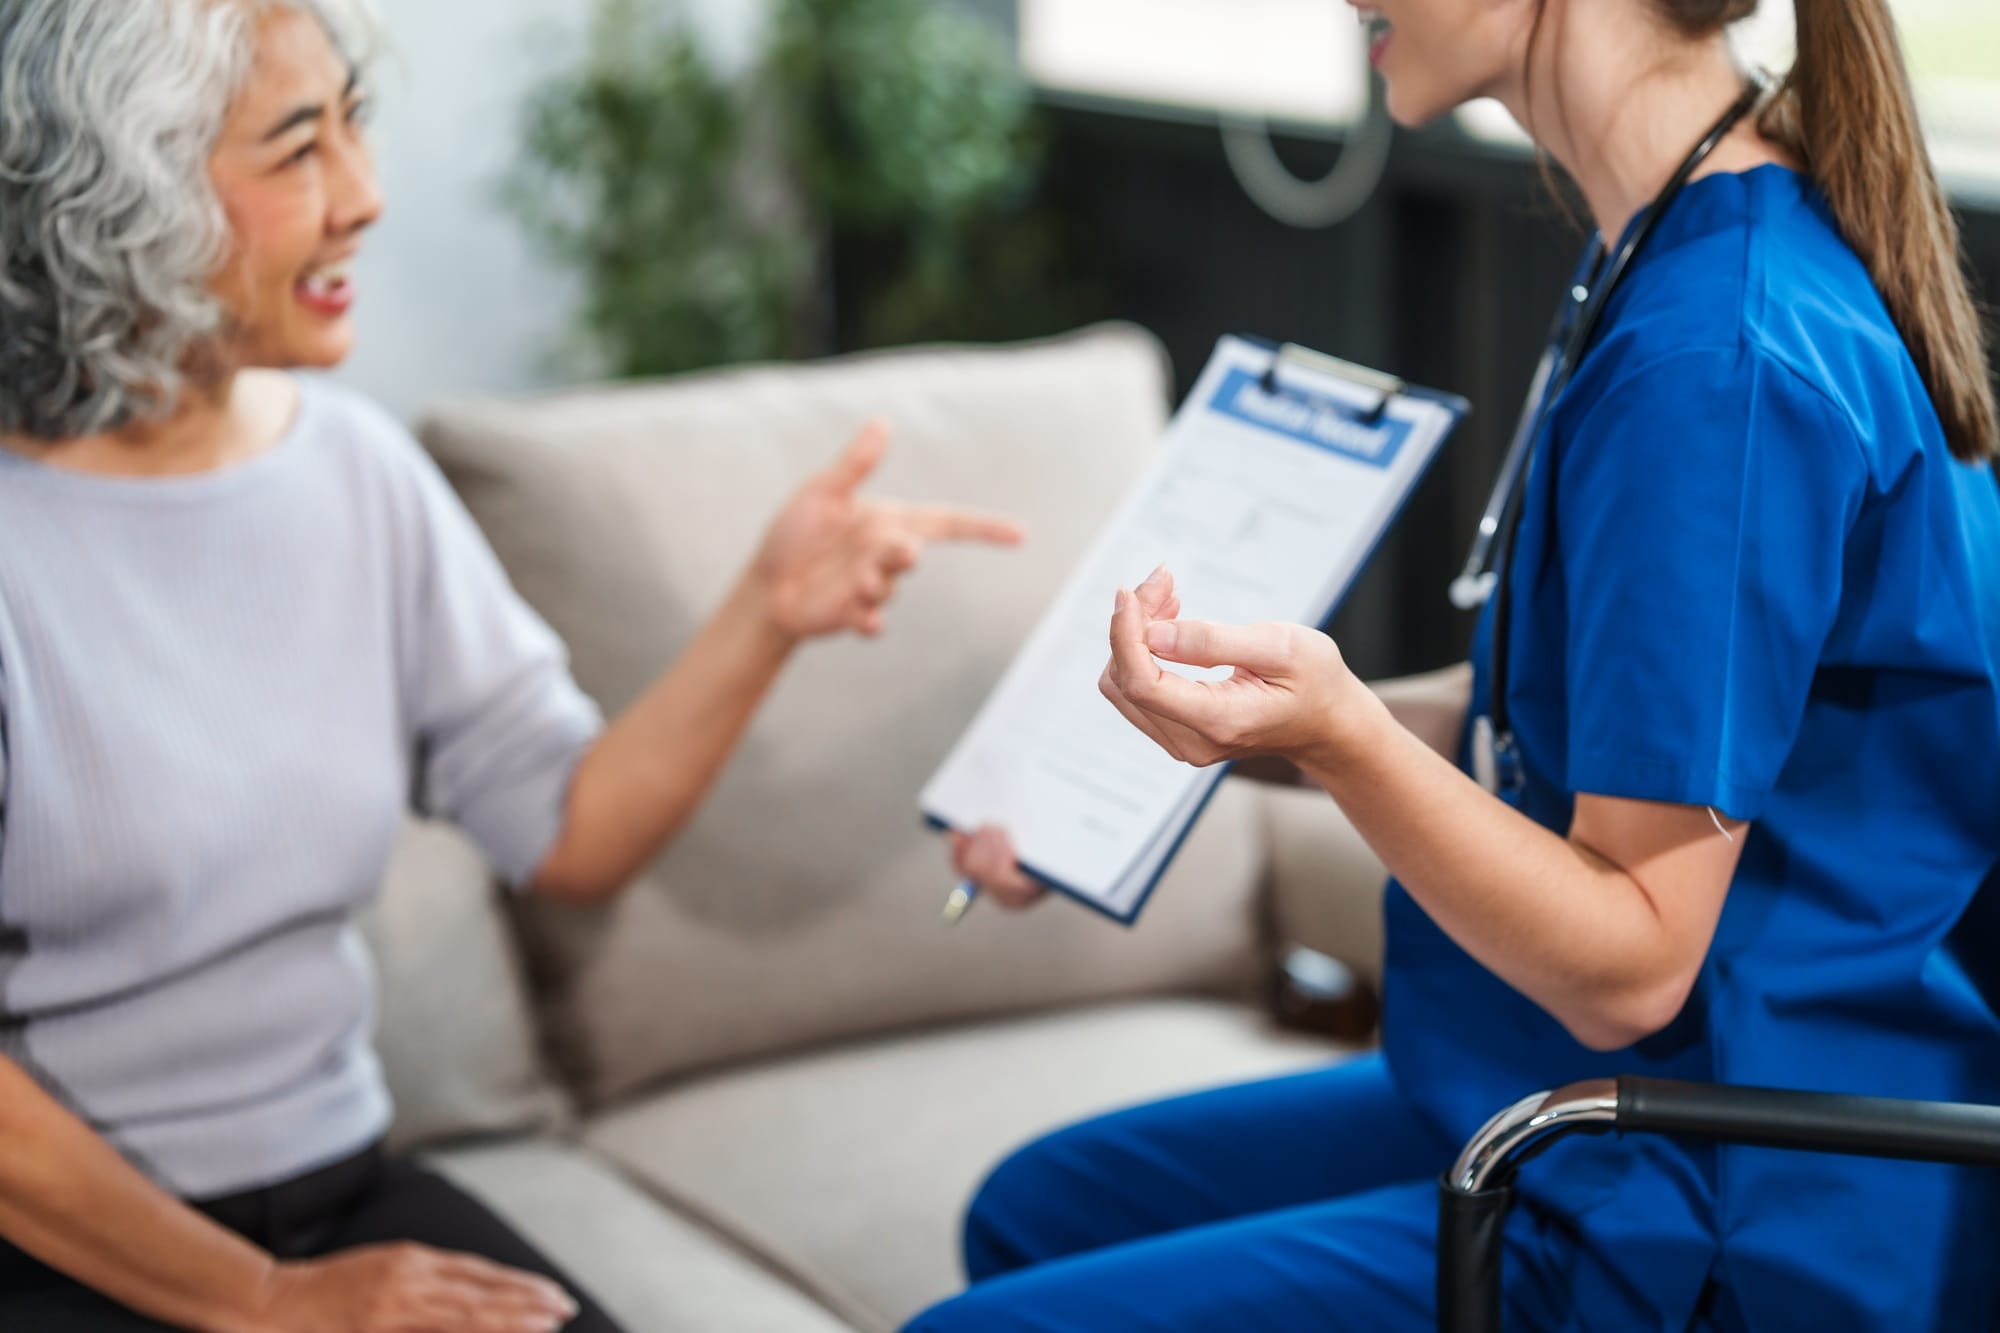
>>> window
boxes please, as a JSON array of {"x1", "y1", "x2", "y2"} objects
[
  {"x1": 1019, "y1": 0, "x2": 1367, "y2": 127},
  {"x1": 1897, "y1": 0, "x2": 2000, "y2": 184},
  {"x1": 1729, "y1": 0, "x2": 2000, "y2": 185}
]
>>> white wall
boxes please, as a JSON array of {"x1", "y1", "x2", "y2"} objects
[{"x1": 336, "y1": 0, "x2": 770, "y2": 419}]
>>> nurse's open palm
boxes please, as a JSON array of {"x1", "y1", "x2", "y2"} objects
[
  {"x1": 752, "y1": 422, "x2": 1025, "y2": 640},
  {"x1": 1099, "y1": 566, "x2": 1369, "y2": 768}
]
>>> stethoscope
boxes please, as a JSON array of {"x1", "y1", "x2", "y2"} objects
[{"x1": 1452, "y1": 73, "x2": 1772, "y2": 799}]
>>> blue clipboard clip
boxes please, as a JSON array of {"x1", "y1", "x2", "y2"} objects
[{"x1": 1260, "y1": 342, "x2": 1407, "y2": 426}]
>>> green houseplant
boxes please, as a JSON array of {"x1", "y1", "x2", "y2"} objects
[{"x1": 509, "y1": 0, "x2": 1094, "y2": 379}]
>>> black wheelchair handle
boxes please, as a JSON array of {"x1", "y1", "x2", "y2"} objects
[
  {"x1": 1438, "y1": 1077, "x2": 2000, "y2": 1333},
  {"x1": 1618, "y1": 1076, "x2": 2000, "y2": 1169}
]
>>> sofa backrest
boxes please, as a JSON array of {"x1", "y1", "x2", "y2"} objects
[
  {"x1": 412, "y1": 326, "x2": 1275, "y2": 1106},
  {"x1": 363, "y1": 819, "x2": 573, "y2": 1149}
]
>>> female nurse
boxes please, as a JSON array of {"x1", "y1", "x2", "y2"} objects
[
  {"x1": 0, "y1": 2, "x2": 1019, "y2": 1330},
  {"x1": 920, "y1": 0, "x2": 2000, "y2": 1328}
]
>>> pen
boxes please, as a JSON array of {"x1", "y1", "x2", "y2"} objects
[{"x1": 941, "y1": 879, "x2": 978, "y2": 925}]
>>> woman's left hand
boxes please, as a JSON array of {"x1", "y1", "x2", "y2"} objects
[
  {"x1": 752, "y1": 422, "x2": 1025, "y2": 640},
  {"x1": 1099, "y1": 566, "x2": 1377, "y2": 768}
]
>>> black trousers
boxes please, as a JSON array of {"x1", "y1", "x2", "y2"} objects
[{"x1": 0, "y1": 1143, "x2": 625, "y2": 1331}]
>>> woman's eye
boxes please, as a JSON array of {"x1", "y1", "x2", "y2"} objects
[
  {"x1": 345, "y1": 97, "x2": 372, "y2": 127},
  {"x1": 281, "y1": 141, "x2": 319, "y2": 169}
]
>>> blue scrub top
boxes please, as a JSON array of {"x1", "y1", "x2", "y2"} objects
[{"x1": 1382, "y1": 164, "x2": 2000, "y2": 1330}]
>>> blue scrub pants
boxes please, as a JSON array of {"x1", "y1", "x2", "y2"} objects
[{"x1": 906, "y1": 1054, "x2": 1577, "y2": 1331}]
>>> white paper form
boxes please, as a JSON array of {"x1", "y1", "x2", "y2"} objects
[{"x1": 921, "y1": 336, "x2": 1467, "y2": 922}]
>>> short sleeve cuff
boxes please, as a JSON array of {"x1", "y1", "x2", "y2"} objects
[{"x1": 1567, "y1": 745, "x2": 1767, "y2": 823}]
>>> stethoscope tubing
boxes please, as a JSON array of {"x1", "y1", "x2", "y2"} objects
[{"x1": 1448, "y1": 293, "x2": 1581, "y2": 612}]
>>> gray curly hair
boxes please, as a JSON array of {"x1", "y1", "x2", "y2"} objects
[{"x1": 0, "y1": 0, "x2": 386, "y2": 441}]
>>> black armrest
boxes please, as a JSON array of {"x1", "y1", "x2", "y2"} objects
[{"x1": 1617, "y1": 1076, "x2": 2000, "y2": 1169}]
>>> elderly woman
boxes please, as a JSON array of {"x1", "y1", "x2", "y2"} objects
[{"x1": 0, "y1": 2, "x2": 1020, "y2": 1330}]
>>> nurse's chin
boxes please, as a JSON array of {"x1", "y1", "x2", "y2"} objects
[{"x1": 1379, "y1": 74, "x2": 1476, "y2": 131}]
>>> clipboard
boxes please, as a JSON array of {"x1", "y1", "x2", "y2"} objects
[{"x1": 921, "y1": 335, "x2": 1470, "y2": 925}]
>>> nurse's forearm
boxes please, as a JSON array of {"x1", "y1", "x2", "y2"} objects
[
  {"x1": 533, "y1": 573, "x2": 796, "y2": 903},
  {"x1": 1296, "y1": 700, "x2": 1710, "y2": 1051}
]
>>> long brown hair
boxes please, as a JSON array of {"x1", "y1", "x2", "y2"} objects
[{"x1": 1666, "y1": 0, "x2": 1996, "y2": 461}]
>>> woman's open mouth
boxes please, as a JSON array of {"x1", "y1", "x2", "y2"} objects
[{"x1": 297, "y1": 259, "x2": 356, "y2": 317}]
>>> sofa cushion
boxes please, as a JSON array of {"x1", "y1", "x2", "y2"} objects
[
  {"x1": 426, "y1": 1138, "x2": 849, "y2": 1333},
  {"x1": 1256, "y1": 784, "x2": 1390, "y2": 989},
  {"x1": 418, "y1": 325, "x2": 1276, "y2": 1105},
  {"x1": 363, "y1": 819, "x2": 572, "y2": 1152},
  {"x1": 580, "y1": 998, "x2": 1344, "y2": 1332}
]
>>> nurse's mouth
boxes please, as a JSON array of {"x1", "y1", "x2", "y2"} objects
[{"x1": 1357, "y1": 7, "x2": 1395, "y2": 66}]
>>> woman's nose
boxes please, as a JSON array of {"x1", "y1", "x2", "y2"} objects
[{"x1": 327, "y1": 136, "x2": 384, "y2": 237}]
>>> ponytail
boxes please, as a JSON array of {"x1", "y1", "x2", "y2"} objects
[{"x1": 1756, "y1": 0, "x2": 1997, "y2": 462}]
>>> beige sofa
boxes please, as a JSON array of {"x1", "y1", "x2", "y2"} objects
[{"x1": 360, "y1": 325, "x2": 1406, "y2": 1332}]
